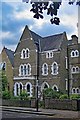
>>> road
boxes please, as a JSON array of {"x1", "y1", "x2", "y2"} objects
[{"x1": 1, "y1": 109, "x2": 50, "y2": 119}]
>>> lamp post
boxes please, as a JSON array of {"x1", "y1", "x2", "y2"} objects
[
  {"x1": 35, "y1": 41, "x2": 39, "y2": 112},
  {"x1": 67, "y1": 46, "x2": 70, "y2": 98}
]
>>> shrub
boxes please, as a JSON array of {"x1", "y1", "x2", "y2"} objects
[
  {"x1": 59, "y1": 94, "x2": 68, "y2": 99},
  {"x1": 70, "y1": 94, "x2": 80, "y2": 100},
  {"x1": 10, "y1": 96, "x2": 20, "y2": 100},
  {"x1": 2, "y1": 90, "x2": 11, "y2": 99},
  {"x1": 19, "y1": 90, "x2": 29, "y2": 100},
  {"x1": 43, "y1": 88, "x2": 62, "y2": 99}
]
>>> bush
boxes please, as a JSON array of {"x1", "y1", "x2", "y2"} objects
[
  {"x1": 43, "y1": 88, "x2": 62, "y2": 99},
  {"x1": 59, "y1": 94, "x2": 68, "y2": 99},
  {"x1": 10, "y1": 96, "x2": 20, "y2": 100},
  {"x1": 2, "y1": 90, "x2": 11, "y2": 99},
  {"x1": 70, "y1": 94, "x2": 80, "y2": 100},
  {"x1": 19, "y1": 90, "x2": 29, "y2": 100}
]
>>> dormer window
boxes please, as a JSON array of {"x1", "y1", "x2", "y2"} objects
[
  {"x1": 71, "y1": 50, "x2": 79, "y2": 58},
  {"x1": 46, "y1": 51, "x2": 53, "y2": 58},
  {"x1": 21, "y1": 48, "x2": 30, "y2": 59}
]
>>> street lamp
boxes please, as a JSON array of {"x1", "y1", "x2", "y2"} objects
[
  {"x1": 67, "y1": 46, "x2": 70, "y2": 98},
  {"x1": 35, "y1": 41, "x2": 39, "y2": 112}
]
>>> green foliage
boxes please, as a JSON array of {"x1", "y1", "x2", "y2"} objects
[
  {"x1": 70, "y1": 94, "x2": 80, "y2": 100},
  {"x1": 19, "y1": 90, "x2": 29, "y2": 100},
  {"x1": 59, "y1": 94, "x2": 68, "y2": 99},
  {"x1": 43, "y1": 88, "x2": 62, "y2": 99},
  {"x1": 10, "y1": 96, "x2": 20, "y2": 100},
  {"x1": 0, "y1": 71, "x2": 8, "y2": 91},
  {"x1": 2, "y1": 90, "x2": 11, "y2": 99},
  {"x1": 39, "y1": 100, "x2": 44, "y2": 108}
]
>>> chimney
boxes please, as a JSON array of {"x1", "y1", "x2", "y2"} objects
[{"x1": 71, "y1": 35, "x2": 78, "y2": 44}]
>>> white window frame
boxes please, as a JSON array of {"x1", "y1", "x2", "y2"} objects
[
  {"x1": 52, "y1": 84, "x2": 59, "y2": 91},
  {"x1": 42, "y1": 63, "x2": 48, "y2": 76},
  {"x1": 71, "y1": 66, "x2": 79, "y2": 74},
  {"x1": 41, "y1": 82, "x2": 49, "y2": 92},
  {"x1": 72, "y1": 88, "x2": 76, "y2": 94},
  {"x1": 26, "y1": 48, "x2": 30, "y2": 58},
  {"x1": 72, "y1": 87, "x2": 80, "y2": 94},
  {"x1": 14, "y1": 82, "x2": 19, "y2": 96},
  {"x1": 21, "y1": 49, "x2": 26, "y2": 59},
  {"x1": 19, "y1": 64, "x2": 31, "y2": 76},
  {"x1": 21, "y1": 48, "x2": 30, "y2": 59},
  {"x1": 46, "y1": 51, "x2": 53, "y2": 58},
  {"x1": 19, "y1": 64, "x2": 24, "y2": 76},
  {"x1": 25, "y1": 82, "x2": 32, "y2": 97},
  {"x1": 51, "y1": 62, "x2": 58, "y2": 75},
  {"x1": 26, "y1": 63, "x2": 31, "y2": 76},
  {"x1": 71, "y1": 50, "x2": 79, "y2": 58}
]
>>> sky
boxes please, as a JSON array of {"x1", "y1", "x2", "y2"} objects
[{"x1": 1, "y1": 0, "x2": 78, "y2": 53}]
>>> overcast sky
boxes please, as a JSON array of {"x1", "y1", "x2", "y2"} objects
[{"x1": 1, "y1": 0, "x2": 78, "y2": 53}]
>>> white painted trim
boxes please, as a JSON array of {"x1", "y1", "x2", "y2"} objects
[
  {"x1": 52, "y1": 84, "x2": 59, "y2": 91},
  {"x1": 41, "y1": 82, "x2": 49, "y2": 92},
  {"x1": 14, "y1": 76, "x2": 35, "y2": 80}
]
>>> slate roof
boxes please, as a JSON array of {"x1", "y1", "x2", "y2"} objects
[
  {"x1": 30, "y1": 30, "x2": 64, "y2": 52},
  {"x1": 4, "y1": 47, "x2": 14, "y2": 67},
  {"x1": 40, "y1": 33, "x2": 64, "y2": 51}
]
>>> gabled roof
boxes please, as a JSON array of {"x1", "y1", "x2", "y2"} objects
[
  {"x1": 30, "y1": 29, "x2": 65, "y2": 51},
  {"x1": 15, "y1": 25, "x2": 67, "y2": 53},
  {"x1": 3, "y1": 47, "x2": 14, "y2": 67},
  {"x1": 40, "y1": 33, "x2": 64, "y2": 51}
]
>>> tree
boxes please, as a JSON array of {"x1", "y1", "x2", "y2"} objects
[
  {"x1": 0, "y1": 71, "x2": 8, "y2": 94},
  {"x1": 23, "y1": 0, "x2": 80, "y2": 25}
]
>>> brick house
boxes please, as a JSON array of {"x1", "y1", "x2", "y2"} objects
[
  {"x1": 67, "y1": 35, "x2": 80, "y2": 94},
  {"x1": 1, "y1": 25, "x2": 79, "y2": 97},
  {"x1": 13, "y1": 25, "x2": 80, "y2": 97},
  {"x1": 0, "y1": 47, "x2": 14, "y2": 93}
]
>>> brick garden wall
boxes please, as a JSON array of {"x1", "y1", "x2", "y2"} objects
[
  {"x1": 2, "y1": 98, "x2": 80, "y2": 111},
  {"x1": 2, "y1": 98, "x2": 36, "y2": 108},
  {"x1": 44, "y1": 98, "x2": 80, "y2": 111}
]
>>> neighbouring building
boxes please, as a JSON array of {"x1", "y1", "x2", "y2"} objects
[
  {"x1": 67, "y1": 35, "x2": 80, "y2": 94},
  {"x1": 0, "y1": 47, "x2": 14, "y2": 93},
  {"x1": 13, "y1": 25, "x2": 80, "y2": 97}
]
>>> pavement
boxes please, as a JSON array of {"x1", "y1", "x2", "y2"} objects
[{"x1": 1, "y1": 106, "x2": 80, "y2": 119}]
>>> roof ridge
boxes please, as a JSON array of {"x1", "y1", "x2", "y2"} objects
[
  {"x1": 43, "y1": 32, "x2": 64, "y2": 39},
  {"x1": 30, "y1": 30, "x2": 42, "y2": 38}
]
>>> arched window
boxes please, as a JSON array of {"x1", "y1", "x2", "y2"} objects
[
  {"x1": 72, "y1": 88, "x2": 76, "y2": 94},
  {"x1": 76, "y1": 88, "x2": 80, "y2": 94},
  {"x1": 52, "y1": 85, "x2": 59, "y2": 91},
  {"x1": 71, "y1": 50, "x2": 79, "y2": 57},
  {"x1": 24, "y1": 64, "x2": 27, "y2": 76},
  {"x1": 14, "y1": 82, "x2": 19, "y2": 96},
  {"x1": 27, "y1": 63, "x2": 31, "y2": 75},
  {"x1": 42, "y1": 63, "x2": 48, "y2": 76},
  {"x1": 21, "y1": 48, "x2": 30, "y2": 59},
  {"x1": 71, "y1": 51, "x2": 75, "y2": 57},
  {"x1": 41, "y1": 82, "x2": 49, "y2": 92},
  {"x1": 26, "y1": 48, "x2": 30, "y2": 58},
  {"x1": 21, "y1": 49, "x2": 26, "y2": 59},
  {"x1": 71, "y1": 66, "x2": 79, "y2": 74},
  {"x1": 71, "y1": 67, "x2": 76, "y2": 73},
  {"x1": 25, "y1": 82, "x2": 32, "y2": 97},
  {"x1": 19, "y1": 82, "x2": 23, "y2": 95},
  {"x1": 51, "y1": 62, "x2": 58, "y2": 75},
  {"x1": 75, "y1": 50, "x2": 79, "y2": 57},
  {"x1": 76, "y1": 66, "x2": 79, "y2": 73},
  {"x1": 19, "y1": 65, "x2": 24, "y2": 76}
]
